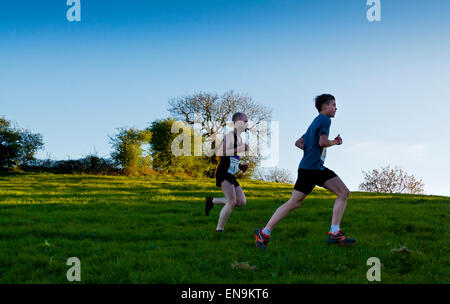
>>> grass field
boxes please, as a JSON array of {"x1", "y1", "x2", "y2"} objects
[{"x1": 0, "y1": 172, "x2": 448, "y2": 283}]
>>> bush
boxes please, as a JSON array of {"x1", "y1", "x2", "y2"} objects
[
  {"x1": 23, "y1": 155, "x2": 120, "y2": 175},
  {"x1": 109, "y1": 127, "x2": 152, "y2": 176},
  {"x1": 359, "y1": 165, "x2": 424, "y2": 194},
  {"x1": 149, "y1": 118, "x2": 216, "y2": 177},
  {"x1": 0, "y1": 117, "x2": 44, "y2": 168},
  {"x1": 253, "y1": 167, "x2": 293, "y2": 184}
]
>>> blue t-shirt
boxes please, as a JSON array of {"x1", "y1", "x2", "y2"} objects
[{"x1": 299, "y1": 113, "x2": 331, "y2": 170}]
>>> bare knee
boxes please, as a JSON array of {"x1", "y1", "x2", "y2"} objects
[
  {"x1": 227, "y1": 199, "x2": 238, "y2": 208},
  {"x1": 289, "y1": 198, "x2": 303, "y2": 209},
  {"x1": 338, "y1": 189, "x2": 350, "y2": 200},
  {"x1": 236, "y1": 198, "x2": 246, "y2": 207}
]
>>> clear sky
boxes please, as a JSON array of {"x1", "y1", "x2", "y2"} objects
[{"x1": 1, "y1": 0, "x2": 449, "y2": 196}]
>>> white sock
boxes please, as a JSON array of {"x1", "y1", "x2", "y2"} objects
[
  {"x1": 330, "y1": 225, "x2": 340, "y2": 234},
  {"x1": 262, "y1": 227, "x2": 271, "y2": 236}
]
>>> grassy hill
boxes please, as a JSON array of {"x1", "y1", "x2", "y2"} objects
[{"x1": 0, "y1": 173, "x2": 448, "y2": 283}]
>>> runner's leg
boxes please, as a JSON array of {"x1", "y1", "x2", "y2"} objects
[
  {"x1": 234, "y1": 186, "x2": 246, "y2": 207},
  {"x1": 216, "y1": 180, "x2": 237, "y2": 230},
  {"x1": 212, "y1": 197, "x2": 227, "y2": 205},
  {"x1": 323, "y1": 176, "x2": 350, "y2": 226},
  {"x1": 265, "y1": 190, "x2": 307, "y2": 231}
]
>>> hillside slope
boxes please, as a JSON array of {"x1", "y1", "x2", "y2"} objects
[{"x1": 0, "y1": 173, "x2": 448, "y2": 283}]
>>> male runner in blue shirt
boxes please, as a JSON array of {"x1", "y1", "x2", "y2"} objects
[{"x1": 254, "y1": 94, "x2": 355, "y2": 248}]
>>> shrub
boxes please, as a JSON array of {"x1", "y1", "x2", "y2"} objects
[{"x1": 359, "y1": 165, "x2": 424, "y2": 194}]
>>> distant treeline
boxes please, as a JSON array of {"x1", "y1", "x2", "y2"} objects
[
  {"x1": 1, "y1": 91, "x2": 272, "y2": 178},
  {"x1": 19, "y1": 155, "x2": 120, "y2": 175}
]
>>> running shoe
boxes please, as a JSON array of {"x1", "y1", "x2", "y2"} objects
[
  {"x1": 205, "y1": 196, "x2": 214, "y2": 216},
  {"x1": 326, "y1": 230, "x2": 356, "y2": 245},
  {"x1": 254, "y1": 227, "x2": 271, "y2": 249}
]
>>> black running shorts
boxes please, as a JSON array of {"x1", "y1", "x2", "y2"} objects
[
  {"x1": 215, "y1": 157, "x2": 241, "y2": 188},
  {"x1": 293, "y1": 167, "x2": 337, "y2": 195}
]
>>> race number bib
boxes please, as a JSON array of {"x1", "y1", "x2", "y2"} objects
[
  {"x1": 320, "y1": 147, "x2": 327, "y2": 162},
  {"x1": 228, "y1": 157, "x2": 240, "y2": 175}
]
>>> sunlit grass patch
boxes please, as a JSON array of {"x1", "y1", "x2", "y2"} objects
[{"x1": 0, "y1": 172, "x2": 448, "y2": 283}]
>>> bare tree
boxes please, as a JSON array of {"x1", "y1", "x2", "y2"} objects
[
  {"x1": 253, "y1": 167, "x2": 293, "y2": 184},
  {"x1": 359, "y1": 165, "x2": 424, "y2": 194},
  {"x1": 168, "y1": 90, "x2": 272, "y2": 141},
  {"x1": 168, "y1": 90, "x2": 272, "y2": 176}
]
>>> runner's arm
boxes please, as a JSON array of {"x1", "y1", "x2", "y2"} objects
[{"x1": 319, "y1": 134, "x2": 342, "y2": 147}]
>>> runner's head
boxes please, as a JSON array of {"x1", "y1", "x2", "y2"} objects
[
  {"x1": 315, "y1": 94, "x2": 337, "y2": 117},
  {"x1": 232, "y1": 112, "x2": 248, "y2": 133}
]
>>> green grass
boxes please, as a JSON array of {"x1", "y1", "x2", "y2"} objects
[{"x1": 0, "y1": 172, "x2": 448, "y2": 283}]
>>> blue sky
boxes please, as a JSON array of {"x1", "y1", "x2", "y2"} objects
[{"x1": 1, "y1": 0, "x2": 449, "y2": 196}]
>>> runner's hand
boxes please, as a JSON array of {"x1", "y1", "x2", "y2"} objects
[{"x1": 334, "y1": 135, "x2": 343, "y2": 145}]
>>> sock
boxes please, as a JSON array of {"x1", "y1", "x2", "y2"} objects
[
  {"x1": 330, "y1": 225, "x2": 340, "y2": 235},
  {"x1": 262, "y1": 227, "x2": 271, "y2": 236}
]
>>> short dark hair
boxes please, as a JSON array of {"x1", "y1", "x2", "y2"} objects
[
  {"x1": 232, "y1": 112, "x2": 246, "y2": 122},
  {"x1": 314, "y1": 94, "x2": 335, "y2": 113}
]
